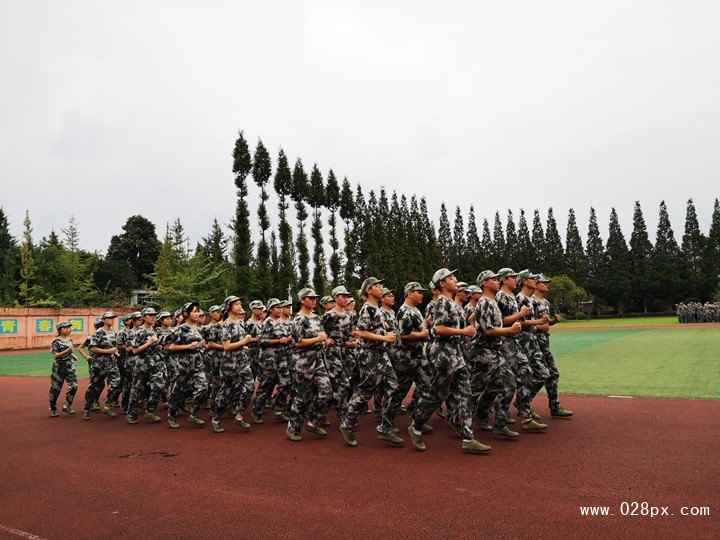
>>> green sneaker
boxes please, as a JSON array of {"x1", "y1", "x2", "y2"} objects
[
  {"x1": 233, "y1": 417, "x2": 251, "y2": 429},
  {"x1": 339, "y1": 426, "x2": 358, "y2": 447},
  {"x1": 319, "y1": 416, "x2": 331, "y2": 427},
  {"x1": 251, "y1": 412, "x2": 264, "y2": 424},
  {"x1": 144, "y1": 412, "x2": 162, "y2": 423},
  {"x1": 211, "y1": 420, "x2": 225, "y2": 433},
  {"x1": 49, "y1": 408, "x2": 59, "y2": 417},
  {"x1": 62, "y1": 404, "x2": 75, "y2": 415},
  {"x1": 126, "y1": 415, "x2": 139, "y2": 425},
  {"x1": 476, "y1": 417, "x2": 492, "y2": 432},
  {"x1": 168, "y1": 416, "x2": 180, "y2": 429},
  {"x1": 83, "y1": 409, "x2": 91, "y2": 421},
  {"x1": 390, "y1": 426, "x2": 400, "y2": 434},
  {"x1": 286, "y1": 429, "x2": 303, "y2": 442},
  {"x1": 530, "y1": 408, "x2": 541, "y2": 420},
  {"x1": 492, "y1": 425, "x2": 519, "y2": 438},
  {"x1": 421, "y1": 423, "x2": 434, "y2": 434},
  {"x1": 91, "y1": 403, "x2": 101, "y2": 411},
  {"x1": 378, "y1": 431, "x2": 405, "y2": 445},
  {"x1": 273, "y1": 412, "x2": 289, "y2": 422},
  {"x1": 101, "y1": 405, "x2": 117, "y2": 418},
  {"x1": 505, "y1": 414, "x2": 516, "y2": 425},
  {"x1": 189, "y1": 415, "x2": 205, "y2": 426},
  {"x1": 462, "y1": 439, "x2": 492, "y2": 453},
  {"x1": 551, "y1": 407, "x2": 574, "y2": 417},
  {"x1": 407, "y1": 425, "x2": 426, "y2": 452},
  {"x1": 521, "y1": 419, "x2": 548, "y2": 431},
  {"x1": 305, "y1": 424, "x2": 328, "y2": 437}
]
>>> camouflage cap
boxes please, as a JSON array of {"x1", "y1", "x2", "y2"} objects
[
  {"x1": 223, "y1": 295, "x2": 241, "y2": 308},
  {"x1": 535, "y1": 273, "x2": 552, "y2": 283},
  {"x1": 130, "y1": 311, "x2": 142, "y2": 319},
  {"x1": 431, "y1": 268, "x2": 457, "y2": 287},
  {"x1": 56, "y1": 321, "x2": 72, "y2": 331},
  {"x1": 404, "y1": 282, "x2": 428, "y2": 296},
  {"x1": 208, "y1": 305, "x2": 222, "y2": 313},
  {"x1": 198, "y1": 309, "x2": 205, "y2": 316},
  {"x1": 476, "y1": 270, "x2": 500, "y2": 285},
  {"x1": 428, "y1": 280, "x2": 435, "y2": 290},
  {"x1": 298, "y1": 287, "x2": 320, "y2": 300},
  {"x1": 101, "y1": 311, "x2": 117, "y2": 319},
  {"x1": 266, "y1": 298, "x2": 282, "y2": 310},
  {"x1": 173, "y1": 308, "x2": 182, "y2": 318},
  {"x1": 381, "y1": 287, "x2": 395, "y2": 297},
  {"x1": 468, "y1": 285, "x2": 482, "y2": 295},
  {"x1": 331, "y1": 285, "x2": 352, "y2": 297},
  {"x1": 182, "y1": 301, "x2": 200, "y2": 314},
  {"x1": 457, "y1": 282, "x2": 471, "y2": 292},
  {"x1": 141, "y1": 307, "x2": 157, "y2": 316},
  {"x1": 320, "y1": 296, "x2": 335, "y2": 305},
  {"x1": 249, "y1": 300, "x2": 266, "y2": 310},
  {"x1": 497, "y1": 268, "x2": 520, "y2": 280},
  {"x1": 360, "y1": 277, "x2": 385, "y2": 292},
  {"x1": 157, "y1": 311, "x2": 172, "y2": 320},
  {"x1": 516, "y1": 269, "x2": 531, "y2": 281}
]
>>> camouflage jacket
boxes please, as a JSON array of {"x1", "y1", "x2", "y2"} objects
[
  {"x1": 533, "y1": 297, "x2": 551, "y2": 337},
  {"x1": 291, "y1": 312, "x2": 324, "y2": 351},
  {"x1": 472, "y1": 297, "x2": 504, "y2": 350},
  {"x1": 50, "y1": 337, "x2": 74, "y2": 361},
  {"x1": 356, "y1": 302, "x2": 387, "y2": 350},
  {"x1": 396, "y1": 304, "x2": 425, "y2": 351},
  {"x1": 133, "y1": 326, "x2": 161, "y2": 360},
  {"x1": 516, "y1": 292, "x2": 534, "y2": 333},
  {"x1": 89, "y1": 328, "x2": 117, "y2": 360},
  {"x1": 496, "y1": 290, "x2": 521, "y2": 340},
  {"x1": 431, "y1": 295, "x2": 465, "y2": 341},
  {"x1": 260, "y1": 317, "x2": 289, "y2": 345},
  {"x1": 116, "y1": 327, "x2": 131, "y2": 357},
  {"x1": 172, "y1": 323, "x2": 205, "y2": 352},
  {"x1": 244, "y1": 318, "x2": 262, "y2": 349},
  {"x1": 321, "y1": 309, "x2": 354, "y2": 346},
  {"x1": 424, "y1": 300, "x2": 436, "y2": 323}
]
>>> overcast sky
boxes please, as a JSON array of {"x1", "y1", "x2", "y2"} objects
[{"x1": 2, "y1": 1, "x2": 718, "y2": 255}]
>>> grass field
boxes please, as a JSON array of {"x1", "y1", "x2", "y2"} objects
[
  {"x1": 1, "y1": 325, "x2": 718, "y2": 398},
  {"x1": 559, "y1": 315, "x2": 678, "y2": 327}
]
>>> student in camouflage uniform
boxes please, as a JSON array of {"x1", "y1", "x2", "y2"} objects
[
  {"x1": 251, "y1": 298, "x2": 292, "y2": 424},
  {"x1": 203, "y1": 305, "x2": 225, "y2": 408},
  {"x1": 155, "y1": 311, "x2": 174, "y2": 407},
  {"x1": 83, "y1": 312, "x2": 122, "y2": 421},
  {"x1": 532, "y1": 274, "x2": 573, "y2": 417},
  {"x1": 495, "y1": 268, "x2": 546, "y2": 431},
  {"x1": 372, "y1": 287, "x2": 398, "y2": 417},
  {"x1": 320, "y1": 285, "x2": 355, "y2": 425},
  {"x1": 337, "y1": 278, "x2": 403, "y2": 447},
  {"x1": 210, "y1": 296, "x2": 254, "y2": 433},
  {"x1": 48, "y1": 322, "x2": 78, "y2": 417},
  {"x1": 115, "y1": 315, "x2": 134, "y2": 409},
  {"x1": 126, "y1": 308, "x2": 166, "y2": 424},
  {"x1": 423, "y1": 281, "x2": 446, "y2": 420},
  {"x1": 388, "y1": 282, "x2": 433, "y2": 432},
  {"x1": 407, "y1": 269, "x2": 490, "y2": 454},
  {"x1": 342, "y1": 297, "x2": 359, "y2": 390},
  {"x1": 516, "y1": 272, "x2": 551, "y2": 421},
  {"x1": 245, "y1": 300, "x2": 266, "y2": 381},
  {"x1": 321, "y1": 296, "x2": 336, "y2": 314},
  {"x1": 119, "y1": 312, "x2": 142, "y2": 413},
  {"x1": 286, "y1": 288, "x2": 333, "y2": 442},
  {"x1": 467, "y1": 271, "x2": 522, "y2": 438},
  {"x1": 166, "y1": 302, "x2": 209, "y2": 429}
]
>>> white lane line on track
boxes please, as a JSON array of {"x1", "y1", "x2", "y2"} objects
[{"x1": 0, "y1": 524, "x2": 48, "y2": 540}]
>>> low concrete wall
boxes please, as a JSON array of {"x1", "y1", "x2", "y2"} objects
[{"x1": 0, "y1": 308, "x2": 130, "y2": 350}]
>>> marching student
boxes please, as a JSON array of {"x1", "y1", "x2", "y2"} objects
[
  {"x1": 126, "y1": 308, "x2": 165, "y2": 425},
  {"x1": 48, "y1": 321, "x2": 79, "y2": 417},
  {"x1": 82, "y1": 312, "x2": 122, "y2": 421}
]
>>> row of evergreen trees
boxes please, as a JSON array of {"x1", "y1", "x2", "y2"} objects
[{"x1": 1, "y1": 130, "x2": 718, "y2": 315}]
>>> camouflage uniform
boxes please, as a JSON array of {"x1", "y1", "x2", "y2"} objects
[
  {"x1": 516, "y1": 292, "x2": 550, "y2": 405},
  {"x1": 410, "y1": 295, "x2": 474, "y2": 440},
  {"x1": 389, "y1": 304, "x2": 432, "y2": 423},
  {"x1": 252, "y1": 317, "x2": 292, "y2": 417},
  {"x1": 167, "y1": 324, "x2": 209, "y2": 419},
  {"x1": 495, "y1": 290, "x2": 534, "y2": 419},
  {"x1": 467, "y1": 297, "x2": 516, "y2": 428},
  {"x1": 321, "y1": 309, "x2": 354, "y2": 422},
  {"x1": 533, "y1": 297, "x2": 561, "y2": 411},
  {"x1": 287, "y1": 312, "x2": 333, "y2": 435},
  {"x1": 165, "y1": 326, "x2": 180, "y2": 398},
  {"x1": 126, "y1": 326, "x2": 166, "y2": 419},
  {"x1": 244, "y1": 318, "x2": 263, "y2": 381},
  {"x1": 372, "y1": 307, "x2": 398, "y2": 415},
  {"x1": 119, "y1": 328, "x2": 137, "y2": 412},
  {"x1": 49, "y1": 337, "x2": 78, "y2": 411},
  {"x1": 203, "y1": 321, "x2": 225, "y2": 406},
  {"x1": 83, "y1": 328, "x2": 122, "y2": 411},
  {"x1": 212, "y1": 319, "x2": 254, "y2": 422}
]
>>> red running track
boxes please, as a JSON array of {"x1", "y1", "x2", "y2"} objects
[{"x1": 0, "y1": 377, "x2": 717, "y2": 540}]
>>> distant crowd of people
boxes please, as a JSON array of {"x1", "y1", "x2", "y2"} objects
[{"x1": 676, "y1": 302, "x2": 720, "y2": 323}]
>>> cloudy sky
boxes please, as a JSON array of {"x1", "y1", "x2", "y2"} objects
[{"x1": 1, "y1": 1, "x2": 718, "y2": 254}]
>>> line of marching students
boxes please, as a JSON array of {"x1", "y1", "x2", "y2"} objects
[{"x1": 48, "y1": 267, "x2": 573, "y2": 454}]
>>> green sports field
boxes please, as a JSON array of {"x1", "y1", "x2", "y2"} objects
[{"x1": 1, "y1": 325, "x2": 718, "y2": 398}]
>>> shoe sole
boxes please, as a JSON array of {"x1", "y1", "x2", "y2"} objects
[
  {"x1": 407, "y1": 426, "x2": 426, "y2": 452},
  {"x1": 492, "y1": 430, "x2": 519, "y2": 438},
  {"x1": 378, "y1": 435, "x2": 405, "y2": 445}
]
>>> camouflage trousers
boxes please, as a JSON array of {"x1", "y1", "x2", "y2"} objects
[
  {"x1": 166, "y1": 355, "x2": 179, "y2": 393},
  {"x1": 372, "y1": 345, "x2": 397, "y2": 414},
  {"x1": 117, "y1": 354, "x2": 128, "y2": 399},
  {"x1": 536, "y1": 334, "x2": 560, "y2": 410},
  {"x1": 287, "y1": 348, "x2": 332, "y2": 435},
  {"x1": 518, "y1": 332, "x2": 551, "y2": 400},
  {"x1": 341, "y1": 348, "x2": 399, "y2": 434},
  {"x1": 385, "y1": 347, "x2": 431, "y2": 428},
  {"x1": 127, "y1": 357, "x2": 167, "y2": 418},
  {"x1": 322, "y1": 346, "x2": 351, "y2": 422},
  {"x1": 120, "y1": 356, "x2": 136, "y2": 411},
  {"x1": 252, "y1": 346, "x2": 292, "y2": 417},
  {"x1": 212, "y1": 351, "x2": 254, "y2": 421},
  {"x1": 468, "y1": 345, "x2": 516, "y2": 428},
  {"x1": 411, "y1": 340, "x2": 474, "y2": 441},
  {"x1": 205, "y1": 350, "x2": 223, "y2": 404},
  {"x1": 500, "y1": 337, "x2": 534, "y2": 419},
  {"x1": 84, "y1": 356, "x2": 121, "y2": 410},
  {"x1": 49, "y1": 359, "x2": 78, "y2": 410},
  {"x1": 343, "y1": 348, "x2": 359, "y2": 389},
  {"x1": 247, "y1": 346, "x2": 260, "y2": 382},
  {"x1": 168, "y1": 353, "x2": 209, "y2": 418}
]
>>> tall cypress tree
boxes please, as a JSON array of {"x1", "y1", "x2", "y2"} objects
[
  {"x1": 492, "y1": 212, "x2": 505, "y2": 268},
  {"x1": 516, "y1": 209, "x2": 533, "y2": 272},
  {"x1": 681, "y1": 198, "x2": 708, "y2": 299},
  {"x1": 452, "y1": 205, "x2": 466, "y2": 276},
  {"x1": 251, "y1": 138, "x2": 273, "y2": 299},
  {"x1": 437, "y1": 203, "x2": 452, "y2": 266},
  {"x1": 531, "y1": 209, "x2": 545, "y2": 270},
  {"x1": 652, "y1": 201, "x2": 683, "y2": 310},
  {"x1": 325, "y1": 170, "x2": 342, "y2": 287},
  {"x1": 273, "y1": 148, "x2": 295, "y2": 296},
  {"x1": 605, "y1": 208, "x2": 632, "y2": 314},
  {"x1": 564, "y1": 208, "x2": 586, "y2": 285},
  {"x1": 466, "y1": 205, "x2": 481, "y2": 274},
  {"x1": 586, "y1": 207, "x2": 607, "y2": 304},
  {"x1": 629, "y1": 201, "x2": 653, "y2": 311},
  {"x1": 544, "y1": 207, "x2": 565, "y2": 275},
  {"x1": 504, "y1": 209, "x2": 518, "y2": 268},
  {"x1": 479, "y1": 218, "x2": 492, "y2": 270},
  {"x1": 231, "y1": 130, "x2": 253, "y2": 295},
  {"x1": 339, "y1": 178, "x2": 356, "y2": 288},
  {"x1": 308, "y1": 164, "x2": 327, "y2": 294},
  {"x1": 419, "y1": 197, "x2": 442, "y2": 275},
  {"x1": 706, "y1": 199, "x2": 720, "y2": 296},
  {"x1": 292, "y1": 158, "x2": 310, "y2": 288},
  {"x1": 0, "y1": 207, "x2": 18, "y2": 305}
]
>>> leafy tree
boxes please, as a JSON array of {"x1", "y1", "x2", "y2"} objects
[
  {"x1": 452, "y1": 206, "x2": 466, "y2": 276},
  {"x1": 0, "y1": 207, "x2": 18, "y2": 305},
  {"x1": 629, "y1": 202, "x2": 653, "y2": 311},
  {"x1": 652, "y1": 200, "x2": 683, "y2": 310},
  {"x1": 466, "y1": 205, "x2": 481, "y2": 274},
  {"x1": 585, "y1": 207, "x2": 606, "y2": 300},
  {"x1": 325, "y1": 169, "x2": 342, "y2": 287},
  {"x1": 308, "y1": 164, "x2": 328, "y2": 295},
  {"x1": 681, "y1": 198, "x2": 708, "y2": 299},
  {"x1": 706, "y1": 199, "x2": 720, "y2": 295},
  {"x1": 339, "y1": 178, "x2": 356, "y2": 288},
  {"x1": 252, "y1": 138, "x2": 273, "y2": 300},
  {"x1": 564, "y1": 208, "x2": 586, "y2": 285},
  {"x1": 504, "y1": 209, "x2": 518, "y2": 268},
  {"x1": 437, "y1": 203, "x2": 452, "y2": 266},
  {"x1": 515, "y1": 209, "x2": 533, "y2": 272},
  {"x1": 546, "y1": 274, "x2": 588, "y2": 317},
  {"x1": 197, "y1": 217, "x2": 229, "y2": 264},
  {"x1": 479, "y1": 218, "x2": 492, "y2": 270},
  {"x1": 543, "y1": 207, "x2": 564, "y2": 275},
  {"x1": 231, "y1": 130, "x2": 254, "y2": 295},
  {"x1": 18, "y1": 211, "x2": 42, "y2": 306},
  {"x1": 292, "y1": 159, "x2": 310, "y2": 288},
  {"x1": 605, "y1": 208, "x2": 632, "y2": 314},
  {"x1": 531, "y1": 209, "x2": 545, "y2": 270},
  {"x1": 104, "y1": 215, "x2": 162, "y2": 290},
  {"x1": 492, "y1": 211, "x2": 505, "y2": 268},
  {"x1": 273, "y1": 148, "x2": 296, "y2": 296}
]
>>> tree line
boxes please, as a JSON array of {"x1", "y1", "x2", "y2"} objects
[{"x1": 2, "y1": 130, "x2": 719, "y2": 316}]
